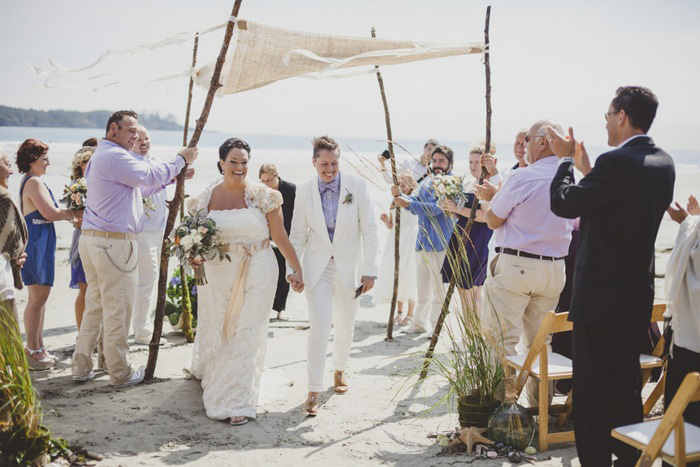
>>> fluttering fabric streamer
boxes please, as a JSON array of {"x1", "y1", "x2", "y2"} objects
[
  {"x1": 194, "y1": 20, "x2": 485, "y2": 95},
  {"x1": 26, "y1": 17, "x2": 484, "y2": 93}
]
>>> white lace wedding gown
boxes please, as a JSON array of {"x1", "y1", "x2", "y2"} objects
[{"x1": 187, "y1": 180, "x2": 281, "y2": 420}]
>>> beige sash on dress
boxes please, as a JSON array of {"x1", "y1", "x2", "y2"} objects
[{"x1": 222, "y1": 238, "x2": 271, "y2": 339}]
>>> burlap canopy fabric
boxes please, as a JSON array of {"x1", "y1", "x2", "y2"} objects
[{"x1": 195, "y1": 19, "x2": 485, "y2": 95}]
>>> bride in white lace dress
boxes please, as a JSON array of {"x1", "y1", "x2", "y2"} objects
[{"x1": 186, "y1": 138, "x2": 303, "y2": 426}]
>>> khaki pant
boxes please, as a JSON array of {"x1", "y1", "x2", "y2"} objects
[
  {"x1": 72, "y1": 234, "x2": 138, "y2": 384},
  {"x1": 413, "y1": 250, "x2": 446, "y2": 331},
  {"x1": 482, "y1": 253, "x2": 565, "y2": 404}
]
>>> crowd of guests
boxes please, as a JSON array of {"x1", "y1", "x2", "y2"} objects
[{"x1": 0, "y1": 85, "x2": 697, "y2": 464}]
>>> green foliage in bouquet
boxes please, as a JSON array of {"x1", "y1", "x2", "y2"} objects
[{"x1": 165, "y1": 268, "x2": 198, "y2": 330}]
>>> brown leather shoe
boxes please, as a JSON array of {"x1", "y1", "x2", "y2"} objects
[
  {"x1": 304, "y1": 392, "x2": 319, "y2": 416},
  {"x1": 334, "y1": 370, "x2": 349, "y2": 394}
]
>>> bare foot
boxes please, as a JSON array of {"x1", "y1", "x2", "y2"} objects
[{"x1": 230, "y1": 416, "x2": 248, "y2": 425}]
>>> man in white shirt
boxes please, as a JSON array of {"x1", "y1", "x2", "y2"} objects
[{"x1": 476, "y1": 120, "x2": 574, "y2": 403}]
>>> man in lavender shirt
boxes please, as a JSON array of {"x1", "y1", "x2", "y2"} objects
[
  {"x1": 71, "y1": 110, "x2": 198, "y2": 387},
  {"x1": 475, "y1": 120, "x2": 573, "y2": 404}
]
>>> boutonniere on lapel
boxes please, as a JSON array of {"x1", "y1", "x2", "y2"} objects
[{"x1": 343, "y1": 189, "x2": 353, "y2": 205}]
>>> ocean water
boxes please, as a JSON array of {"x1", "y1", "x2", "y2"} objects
[{"x1": 1, "y1": 126, "x2": 698, "y2": 291}]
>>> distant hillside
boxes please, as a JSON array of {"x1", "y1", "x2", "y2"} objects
[{"x1": 0, "y1": 105, "x2": 182, "y2": 131}]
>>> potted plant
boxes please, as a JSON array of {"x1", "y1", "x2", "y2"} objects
[
  {"x1": 426, "y1": 308, "x2": 504, "y2": 428},
  {"x1": 165, "y1": 268, "x2": 198, "y2": 332}
]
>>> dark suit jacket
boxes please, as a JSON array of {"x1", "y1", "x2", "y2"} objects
[
  {"x1": 550, "y1": 136, "x2": 675, "y2": 328},
  {"x1": 277, "y1": 178, "x2": 296, "y2": 235}
]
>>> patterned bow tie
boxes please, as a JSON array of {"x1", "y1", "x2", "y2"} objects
[{"x1": 319, "y1": 179, "x2": 339, "y2": 194}]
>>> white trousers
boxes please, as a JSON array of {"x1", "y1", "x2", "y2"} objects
[
  {"x1": 306, "y1": 259, "x2": 359, "y2": 392},
  {"x1": 131, "y1": 230, "x2": 162, "y2": 342},
  {"x1": 413, "y1": 250, "x2": 447, "y2": 330}
]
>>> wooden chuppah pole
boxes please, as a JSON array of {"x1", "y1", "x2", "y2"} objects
[
  {"x1": 419, "y1": 5, "x2": 492, "y2": 380},
  {"x1": 371, "y1": 27, "x2": 401, "y2": 342},
  {"x1": 176, "y1": 33, "x2": 200, "y2": 344},
  {"x1": 146, "y1": 0, "x2": 243, "y2": 380}
]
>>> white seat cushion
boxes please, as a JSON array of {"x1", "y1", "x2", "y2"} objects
[
  {"x1": 613, "y1": 419, "x2": 700, "y2": 457},
  {"x1": 505, "y1": 352, "x2": 573, "y2": 378},
  {"x1": 640, "y1": 353, "x2": 663, "y2": 368}
]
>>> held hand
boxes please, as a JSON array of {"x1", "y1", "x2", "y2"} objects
[
  {"x1": 688, "y1": 195, "x2": 700, "y2": 216},
  {"x1": 185, "y1": 167, "x2": 196, "y2": 180},
  {"x1": 179, "y1": 147, "x2": 198, "y2": 164},
  {"x1": 545, "y1": 126, "x2": 576, "y2": 159},
  {"x1": 390, "y1": 184, "x2": 401, "y2": 197},
  {"x1": 667, "y1": 202, "x2": 689, "y2": 224},
  {"x1": 360, "y1": 276, "x2": 375, "y2": 294},
  {"x1": 475, "y1": 179, "x2": 499, "y2": 202},
  {"x1": 481, "y1": 153, "x2": 498, "y2": 176}
]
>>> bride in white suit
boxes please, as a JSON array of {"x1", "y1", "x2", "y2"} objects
[{"x1": 287, "y1": 136, "x2": 379, "y2": 416}]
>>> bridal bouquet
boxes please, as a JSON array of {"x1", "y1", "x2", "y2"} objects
[
  {"x1": 433, "y1": 174, "x2": 466, "y2": 211},
  {"x1": 61, "y1": 178, "x2": 87, "y2": 211},
  {"x1": 168, "y1": 210, "x2": 230, "y2": 285}
]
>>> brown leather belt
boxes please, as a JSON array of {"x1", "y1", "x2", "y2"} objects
[
  {"x1": 82, "y1": 230, "x2": 136, "y2": 240},
  {"x1": 496, "y1": 247, "x2": 564, "y2": 261}
]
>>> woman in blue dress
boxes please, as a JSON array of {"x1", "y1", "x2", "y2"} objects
[
  {"x1": 440, "y1": 144, "x2": 496, "y2": 319},
  {"x1": 17, "y1": 139, "x2": 74, "y2": 370},
  {"x1": 67, "y1": 145, "x2": 95, "y2": 329}
]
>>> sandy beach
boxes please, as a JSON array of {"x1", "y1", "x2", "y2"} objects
[{"x1": 3, "y1": 129, "x2": 692, "y2": 466}]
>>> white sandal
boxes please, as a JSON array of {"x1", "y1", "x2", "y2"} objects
[
  {"x1": 40, "y1": 347, "x2": 59, "y2": 364},
  {"x1": 230, "y1": 416, "x2": 249, "y2": 426},
  {"x1": 25, "y1": 348, "x2": 54, "y2": 370}
]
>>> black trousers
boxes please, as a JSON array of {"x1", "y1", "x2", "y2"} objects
[
  {"x1": 272, "y1": 246, "x2": 289, "y2": 312},
  {"x1": 573, "y1": 323, "x2": 644, "y2": 466},
  {"x1": 662, "y1": 343, "x2": 700, "y2": 467}
]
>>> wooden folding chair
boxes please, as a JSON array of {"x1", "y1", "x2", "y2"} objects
[
  {"x1": 612, "y1": 372, "x2": 700, "y2": 466},
  {"x1": 641, "y1": 304, "x2": 668, "y2": 416},
  {"x1": 504, "y1": 311, "x2": 574, "y2": 452}
]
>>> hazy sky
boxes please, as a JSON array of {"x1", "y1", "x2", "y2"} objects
[{"x1": 2, "y1": 0, "x2": 700, "y2": 151}]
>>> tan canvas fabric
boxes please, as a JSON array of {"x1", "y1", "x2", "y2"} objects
[{"x1": 195, "y1": 20, "x2": 484, "y2": 95}]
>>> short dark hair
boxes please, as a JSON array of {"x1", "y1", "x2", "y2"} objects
[
  {"x1": 312, "y1": 135, "x2": 340, "y2": 159},
  {"x1": 218, "y1": 138, "x2": 251, "y2": 175},
  {"x1": 16, "y1": 138, "x2": 49, "y2": 174},
  {"x1": 82, "y1": 138, "x2": 98, "y2": 147},
  {"x1": 105, "y1": 110, "x2": 138, "y2": 135},
  {"x1": 431, "y1": 144, "x2": 454, "y2": 172},
  {"x1": 611, "y1": 86, "x2": 658, "y2": 133}
]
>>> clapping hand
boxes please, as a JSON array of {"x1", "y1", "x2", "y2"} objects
[
  {"x1": 688, "y1": 195, "x2": 699, "y2": 215},
  {"x1": 545, "y1": 126, "x2": 592, "y2": 175},
  {"x1": 475, "y1": 179, "x2": 499, "y2": 202},
  {"x1": 668, "y1": 202, "x2": 689, "y2": 224}
]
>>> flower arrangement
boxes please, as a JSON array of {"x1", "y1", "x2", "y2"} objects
[
  {"x1": 433, "y1": 174, "x2": 466, "y2": 210},
  {"x1": 60, "y1": 178, "x2": 87, "y2": 211},
  {"x1": 165, "y1": 268, "x2": 198, "y2": 328},
  {"x1": 142, "y1": 196, "x2": 156, "y2": 218},
  {"x1": 167, "y1": 209, "x2": 230, "y2": 285}
]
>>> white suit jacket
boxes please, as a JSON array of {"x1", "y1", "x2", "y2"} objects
[{"x1": 288, "y1": 172, "x2": 378, "y2": 292}]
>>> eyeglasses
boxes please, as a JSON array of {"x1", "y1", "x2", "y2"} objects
[
  {"x1": 524, "y1": 135, "x2": 544, "y2": 143},
  {"x1": 604, "y1": 110, "x2": 621, "y2": 121}
]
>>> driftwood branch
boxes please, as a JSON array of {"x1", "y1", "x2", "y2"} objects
[
  {"x1": 176, "y1": 33, "x2": 200, "y2": 344},
  {"x1": 371, "y1": 27, "x2": 401, "y2": 342},
  {"x1": 420, "y1": 5, "x2": 492, "y2": 380},
  {"x1": 146, "y1": 0, "x2": 243, "y2": 379}
]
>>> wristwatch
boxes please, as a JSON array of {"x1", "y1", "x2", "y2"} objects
[{"x1": 559, "y1": 156, "x2": 574, "y2": 165}]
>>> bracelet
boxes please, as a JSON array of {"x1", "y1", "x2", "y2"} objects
[{"x1": 559, "y1": 156, "x2": 574, "y2": 165}]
